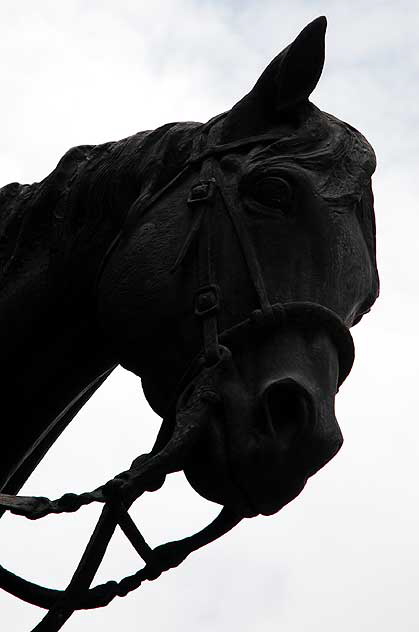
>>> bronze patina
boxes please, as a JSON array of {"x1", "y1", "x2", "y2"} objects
[{"x1": 0, "y1": 17, "x2": 378, "y2": 631}]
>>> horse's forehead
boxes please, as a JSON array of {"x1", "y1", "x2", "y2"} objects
[{"x1": 234, "y1": 110, "x2": 375, "y2": 201}]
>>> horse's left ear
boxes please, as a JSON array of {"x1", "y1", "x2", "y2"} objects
[{"x1": 221, "y1": 16, "x2": 327, "y2": 141}]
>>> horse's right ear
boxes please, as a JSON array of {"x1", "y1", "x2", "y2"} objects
[{"x1": 221, "y1": 17, "x2": 327, "y2": 142}]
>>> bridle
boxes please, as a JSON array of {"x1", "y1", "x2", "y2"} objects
[
  {"x1": 176, "y1": 123, "x2": 354, "y2": 382},
  {"x1": 0, "y1": 120, "x2": 355, "y2": 631},
  {"x1": 103, "y1": 117, "x2": 354, "y2": 401}
]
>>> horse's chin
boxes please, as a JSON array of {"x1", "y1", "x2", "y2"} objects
[
  {"x1": 183, "y1": 412, "x2": 245, "y2": 509},
  {"x1": 254, "y1": 479, "x2": 307, "y2": 516},
  {"x1": 182, "y1": 411, "x2": 308, "y2": 518},
  {"x1": 184, "y1": 448, "x2": 307, "y2": 517}
]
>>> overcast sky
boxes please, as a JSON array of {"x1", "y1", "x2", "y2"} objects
[{"x1": 0, "y1": 1, "x2": 418, "y2": 630}]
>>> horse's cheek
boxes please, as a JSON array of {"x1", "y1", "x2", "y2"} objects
[
  {"x1": 333, "y1": 216, "x2": 375, "y2": 323},
  {"x1": 95, "y1": 218, "x2": 190, "y2": 375},
  {"x1": 95, "y1": 234, "x2": 151, "y2": 354}
]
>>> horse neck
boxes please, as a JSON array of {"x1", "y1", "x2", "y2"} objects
[
  {"x1": 0, "y1": 143, "x2": 122, "y2": 380},
  {"x1": 0, "y1": 120, "x2": 204, "y2": 493},
  {"x1": 0, "y1": 150, "x2": 121, "y2": 494}
]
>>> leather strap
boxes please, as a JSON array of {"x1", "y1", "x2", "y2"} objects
[
  {"x1": 191, "y1": 126, "x2": 222, "y2": 366},
  {"x1": 216, "y1": 166, "x2": 274, "y2": 322}
]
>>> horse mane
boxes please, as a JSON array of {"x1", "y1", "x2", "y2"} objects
[{"x1": 0, "y1": 120, "x2": 202, "y2": 291}]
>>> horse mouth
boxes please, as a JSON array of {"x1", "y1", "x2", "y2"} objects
[
  {"x1": 228, "y1": 477, "x2": 308, "y2": 518},
  {"x1": 184, "y1": 424, "x2": 309, "y2": 517},
  {"x1": 181, "y1": 367, "x2": 341, "y2": 518},
  {"x1": 171, "y1": 330, "x2": 342, "y2": 519},
  {"x1": 182, "y1": 401, "x2": 311, "y2": 518}
]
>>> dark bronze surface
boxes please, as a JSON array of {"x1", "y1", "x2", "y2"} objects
[{"x1": 0, "y1": 16, "x2": 378, "y2": 630}]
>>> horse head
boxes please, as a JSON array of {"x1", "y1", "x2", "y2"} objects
[
  {"x1": 0, "y1": 17, "x2": 379, "y2": 626},
  {"x1": 97, "y1": 17, "x2": 378, "y2": 517}
]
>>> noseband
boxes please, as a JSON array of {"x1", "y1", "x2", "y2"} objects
[{"x1": 0, "y1": 121, "x2": 355, "y2": 631}]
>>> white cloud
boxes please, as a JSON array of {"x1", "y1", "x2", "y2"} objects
[{"x1": 0, "y1": 1, "x2": 418, "y2": 630}]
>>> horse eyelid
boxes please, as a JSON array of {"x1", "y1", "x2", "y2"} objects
[{"x1": 243, "y1": 176, "x2": 293, "y2": 212}]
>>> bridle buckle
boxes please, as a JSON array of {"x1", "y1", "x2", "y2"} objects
[
  {"x1": 187, "y1": 179, "x2": 216, "y2": 207},
  {"x1": 194, "y1": 284, "x2": 220, "y2": 317}
]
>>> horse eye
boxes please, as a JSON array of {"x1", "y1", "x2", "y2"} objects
[{"x1": 245, "y1": 176, "x2": 293, "y2": 213}]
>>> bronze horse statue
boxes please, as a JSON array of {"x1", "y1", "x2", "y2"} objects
[{"x1": 0, "y1": 17, "x2": 378, "y2": 631}]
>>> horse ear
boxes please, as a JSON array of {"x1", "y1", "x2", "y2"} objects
[{"x1": 221, "y1": 17, "x2": 327, "y2": 141}]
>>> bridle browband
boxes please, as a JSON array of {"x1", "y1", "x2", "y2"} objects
[{"x1": 0, "y1": 120, "x2": 355, "y2": 631}]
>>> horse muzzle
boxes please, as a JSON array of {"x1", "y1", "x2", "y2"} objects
[{"x1": 183, "y1": 328, "x2": 344, "y2": 517}]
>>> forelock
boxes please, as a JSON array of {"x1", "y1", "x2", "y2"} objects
[{"x1": 246, "y1": 107, "x2": 376, "y2": 205}]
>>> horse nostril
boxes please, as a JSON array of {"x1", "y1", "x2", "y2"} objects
[{"x1": 263, "y1": 379, "x2": 313, "y2": 450}]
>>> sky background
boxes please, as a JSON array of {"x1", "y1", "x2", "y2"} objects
[{"x1": 0, "y1": 1, "x2": 418, "y2": 630}]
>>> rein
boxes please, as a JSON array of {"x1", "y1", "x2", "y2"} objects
[{"x1": 0, "y1": 123, "x2": 355, "y2": 631}]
